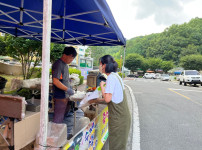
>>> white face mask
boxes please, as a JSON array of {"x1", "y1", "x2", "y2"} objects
[{"x1": 99, "y1": 64, "x2": 103, "y2": 73}]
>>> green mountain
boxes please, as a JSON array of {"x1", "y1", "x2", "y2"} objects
[{"x1": 87, "y1": 17, "x2": 202, "y2": 65}]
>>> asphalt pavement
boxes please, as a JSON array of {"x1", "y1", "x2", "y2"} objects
[{"x1": 125, "y1": 78, "x2": 202, "y2": 150}]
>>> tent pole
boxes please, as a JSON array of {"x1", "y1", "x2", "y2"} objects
[
  {"x1": 122, "y1": 46, "x2": 126, "y2": 79},
  {"x1": 39, "y1": 0, "x2": 52, "y2": 149}
]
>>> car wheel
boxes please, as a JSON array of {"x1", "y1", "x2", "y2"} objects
[
  {"x1": 194, "y1": 83, "x2": 196, "y2": 86},
  {"x1": 184, "y1": 82, "x2": 187, "y2": 86},
  {"x1": 179, "y1": 81, "x2": 182, "y2": 85}
]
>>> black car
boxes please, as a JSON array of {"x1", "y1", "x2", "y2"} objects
[{"x1": 127, "y1": 74, "x2": 139, "y2": 78}]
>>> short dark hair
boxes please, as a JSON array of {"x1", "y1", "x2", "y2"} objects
[
  {"x1": 99, "y1": 55, "x2": 118, "y2": 73},
  {"x1": 63, "y1": 46, "x2": 77, "y2": 57}
]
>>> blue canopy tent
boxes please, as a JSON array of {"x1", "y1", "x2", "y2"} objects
[
  {"x1": 0, "y1": 0, "x2": 126, "y2": 149},
  {"x1": 0, "y1": 0, "x2": 126, "y2": 46},
  {"x1": 174, "y1": 71, "x2": 182, "y2": 75}
]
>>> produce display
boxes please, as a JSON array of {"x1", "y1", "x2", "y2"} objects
[{"x1": 87, "y1": 86, "x2": 96, "y2": 92}]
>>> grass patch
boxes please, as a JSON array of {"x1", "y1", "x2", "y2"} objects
[{"x1": 0, "y1": 74, "x2": 23, "y2": 92}]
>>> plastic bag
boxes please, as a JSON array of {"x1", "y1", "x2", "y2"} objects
[
  {"x1": 35, "y1": 122, "x2": 67, "y2": 149},
  {"x1": 69, "y1": 73, "x2": 80, "y2": 86},
  {"x1": 69, "y1": 91, "x2": 86, "y2": 101},
  {"x1": 22, "y1": 78, "x2": 41, "y2": 88},
  {"x1": 79, "y1": 89, "x2": 100, "y2": 108}
]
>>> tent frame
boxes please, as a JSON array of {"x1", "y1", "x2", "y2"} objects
[
  {"x1": 0, "y1": 1, "x2": 122, "y2": 46},
  {"x1": 0, "y1": 0, "x2": 126, "y2": 149},
  {"x1": 38, "y1": 0, "x2": 52, "y2": 149}
]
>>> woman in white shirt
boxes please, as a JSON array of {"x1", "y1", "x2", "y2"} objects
[{"x1": 99, "y1": 55, "x2": 131, "y2": 150}]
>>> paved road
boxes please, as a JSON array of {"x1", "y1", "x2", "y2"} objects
[{"x1": 125, "y1": 78, "x2": 202, "y2": 150}]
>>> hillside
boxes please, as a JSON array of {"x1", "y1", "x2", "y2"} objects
[{"x1": 87, "y1": 17, "x2": 202, "y2": 65}]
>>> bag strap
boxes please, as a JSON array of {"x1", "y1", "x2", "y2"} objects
[{"x1": 111, "y1": 72, "x2": 124, "y2": 91}]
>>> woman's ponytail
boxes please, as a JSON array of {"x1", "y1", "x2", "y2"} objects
[{"x1": 100, "y1": 55, "x2": 118, "y2": 73}]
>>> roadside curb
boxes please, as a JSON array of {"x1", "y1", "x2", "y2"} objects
[{"x1": 125, "y1": 84, "x2": 141, "y2": 150}]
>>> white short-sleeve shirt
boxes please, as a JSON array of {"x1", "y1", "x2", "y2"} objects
[{"x1": 105, "y1": 72, "x2": 124, "y2": 104}]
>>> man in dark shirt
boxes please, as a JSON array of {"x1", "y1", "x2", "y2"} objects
[{"x1": 52, "y1": 46, "x2": 77, "y2": 123}]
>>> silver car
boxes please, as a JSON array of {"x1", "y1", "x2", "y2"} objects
[{"x1": 161, "y1": 74, "x2": 170, "y2": 81}]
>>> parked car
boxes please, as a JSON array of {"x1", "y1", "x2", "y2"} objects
[
  {"x1": 143, "y1": 73, "x2": 156, "y2": 79},
  {"x1": 127, "y1": 74, "x2": 139, "y2": 78},
  {"x1": 179, "y1": 70, "x2": 202, "y2": 86},
  {"x1": 161, "y1": 74, "x2": 170, "y2": 81},
  {"x1": 155, "y1": 73, "x2": 161, "y2": 79}
]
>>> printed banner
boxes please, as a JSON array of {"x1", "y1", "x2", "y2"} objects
[{"x1": 63, "y1": 106, "x2": 108, "y2": 150}]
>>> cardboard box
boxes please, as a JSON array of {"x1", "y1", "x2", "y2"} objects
[
  {"x1": 14, "y1": 111, "x2": 40, "y2": 150},
  {"x1": 87, "y1": 75, "x2": 97, "y2": 87},
  {"x1": 0, "y1": 94, "x2": 26, "y2": 119}
]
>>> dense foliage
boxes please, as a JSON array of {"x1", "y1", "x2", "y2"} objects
[
  {"x1": 87, "y1": 18, "x2": 202, "y2": 71},
  {"x1": 180, "y1": 55, "x2": 202, "y2": 71},
  {"x1": 69, "y1": 68, "x2": 84, "y2": 85},
  {"x1": 5, "y1": 35, "x2": 42, "y2": 79},
  {"x1": 50, "y1": 43, "x2": 66, "y2": 63},
  {"x1": 0, "y1": 35, "x2": 66, "y2": 79}
]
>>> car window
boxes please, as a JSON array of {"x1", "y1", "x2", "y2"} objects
[{"x1": 185, "y1": 71, "x2": 199, "y2": 75}]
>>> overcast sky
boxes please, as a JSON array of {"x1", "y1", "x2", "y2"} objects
[{"x1": 106, "y1": 0, "x2": 202, "y2": 39}]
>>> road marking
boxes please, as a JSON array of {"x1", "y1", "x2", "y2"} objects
[
  {"x1": 168, "y1": 88, "x2": 202, "y2": 106},
  {"x1": 168, "y1": 88, "x2": 191, "y2": 100},
  {"x1": 134, "y1": 92, "x2": 143, "y2": 94},
  {"x1": 125, "y1": 84, "x2": 140, "y2": 150},
  {"x1": 169, "y1": 88, "x2": 202, "y2": 93}
]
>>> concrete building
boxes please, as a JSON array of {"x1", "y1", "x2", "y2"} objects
[{"x1": 71, "y1": 45, "x2": 88, "y2": 66}]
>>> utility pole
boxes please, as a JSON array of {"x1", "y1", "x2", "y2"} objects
[{"x1": 120, "y1": 55, "x2": 122, "y2": 72}]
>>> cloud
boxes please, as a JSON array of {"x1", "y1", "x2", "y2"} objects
[
  {"x1": 133, "y1": 0, "x2": 192, "y2": 25},
  {"x1": 107, "y1": 0, "x2": 202, "y2": 39}
]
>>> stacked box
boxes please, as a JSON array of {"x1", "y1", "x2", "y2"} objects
[
  {"x1": 0, "y1": 94, "x2": 26, "y2": 119},
  {"x1": 87, "y1": 75, "x2": 97, "y2": 87}
]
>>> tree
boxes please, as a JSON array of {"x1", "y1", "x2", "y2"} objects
[
  {"x1": 95, "y1": 18, "x2": 202, "y2": 66},
  {"x1": 86, "y1": 46, "x2": 106, "y2": 66},
  {"x1": 5, "y1": 35, "x2": 42, "y2": 79},
  {"x1": 147, "y1": 58, "x2": 163, "y2": 72},
  {"x1": 50, "y1": 43, "x2": 66, "y2": 63},
  {"x1": 141, "y1": 59, "x2": 149, "y2": 73},
  {"x1": 180, "y1": 44, "x2": 199, "y2": 57},
  {"x1": 161, "y1": 61, "x2": 174, "y2": 73},
  {"x1": 180, "y1": 54, "x2": 202, "y2": 71},
  {"x1": 125, "y1": 54, "x2": 144, "y2": 73},
  {"x1": 115, "y1": 58, "x2": 123, "y2": 71},
  {"x1": 0, "y1": 36, "x2": 6, "y2": 56}
]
